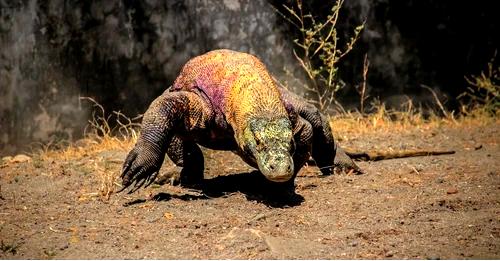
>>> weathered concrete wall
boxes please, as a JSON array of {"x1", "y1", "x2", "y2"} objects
[
  {"x1": 0, "y1": 0, "x2": 88, "y2": 155},
  {"x1": 0, "y1": 0, "x2": 298, "y2": 155}
]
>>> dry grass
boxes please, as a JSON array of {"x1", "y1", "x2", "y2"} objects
[
  {"x1": 330, "y1": 104, "x2": 499, "y2": 142},
  {"x1": 31, "y1": 98, "x2": 140, "y2": 199},
  {"x1": 36, "y1": 136, "x2": 136, "y2": 199},
  {"x1": 459, "y1": 52, "x2": 499, "y2": 114}
]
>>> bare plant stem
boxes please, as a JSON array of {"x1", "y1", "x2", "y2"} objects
[
  {"x1": 277, "y1": 0, "x2": 365, "y2": 114},
  {"x1": 421, "y1": 85, "x2": 449, "y2": 118},
  {"x1": 357, "y1": 53, "x2": 370, "y2": 113}
]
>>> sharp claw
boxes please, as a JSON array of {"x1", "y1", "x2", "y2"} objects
[
  {"x1": 120, "y1": 168, "x2": 128, "y2": 179},
  {"x1": 125, "y1": 168, "x2": 148, "y2": 194},
  {"x1": 126, "y1": 177, "x2": 140, "y2": 193},
  {"x1": 135, "y1": 173, "x2": 149, "y2": 189},
  {"x1": 148, "y1": 172, "x2": 158, "y2": 187},
  {"x1": 117, "y1": 175, "x2": 133, "y2": 193},
  {"x1": 128, "y1": 182, "x2": 143, "y2": 194},
  {"x1": 121, "y1": 152, "x2": 137, "y2": 178},
  {"x1": 126, "y1": 179, "x2": 140, "y2": 194},
  {"x1": 143, "y1": 176, "x2": 152, "y2": 188},
  {"x1": 144, "y1": 171, "x2": 158, "y2": 188},
  {"x1": 116, "y1": 184, "x2": 129, "y2": 193}
]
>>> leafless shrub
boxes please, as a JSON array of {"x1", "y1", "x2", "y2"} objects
[{"x1": 276, "y1": 0, "x2": 365, "y2": 113}]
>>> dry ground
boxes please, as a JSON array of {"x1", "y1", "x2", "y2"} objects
[{"x1": 0, "y1": 118, "x2": 499, "y2": 259}]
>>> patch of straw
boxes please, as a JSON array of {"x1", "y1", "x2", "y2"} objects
[
  {"x1": 330, "y1": 102, "x2": 498, "y2": 142},
  {"x1": 34, "y1": 97, "x2": 141, "y2": 199}
]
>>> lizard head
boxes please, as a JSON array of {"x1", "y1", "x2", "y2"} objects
[{"x1": 242, "y1": 117, "x2": 295, "y2": 182}]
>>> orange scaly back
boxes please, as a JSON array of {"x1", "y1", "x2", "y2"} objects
[{"x1": 172, "y1": 49, "x2": 288, "y2": 139}]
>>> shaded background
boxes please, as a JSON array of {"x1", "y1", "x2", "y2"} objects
[{"x1": 0, "y1": 0, "x2": 498, "y2": 155}]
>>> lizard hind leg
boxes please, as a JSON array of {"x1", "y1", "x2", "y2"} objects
[
  {"x1": 291, "y1": 96, "x2": 361, "y2": 175},
  {"x1": 310, "y1": 113, "x2": 362, "y2": 175},
  {"x1": 306, "y1": 111, "x2": 361, "y2": 175},
  {"x1": 164, "y1": 136, "x2": 205, "y2": 186}
]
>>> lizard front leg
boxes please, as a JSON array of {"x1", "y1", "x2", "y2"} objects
[
  {"x1": 163, "y1": 136, "x2": 205, "y2": 186},
  {"x1": 120, "y1": 90, "x2": 211, "y2": 193}
]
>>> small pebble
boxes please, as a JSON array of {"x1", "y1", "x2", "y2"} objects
[
  {"x1": 146, "y1": 216, "x2": 160, "y2": 223},
  {"x1": 447, "y1": 188, "x2": 458, "y2": 194},
  {"x1": 436, "y1": 178, "x2": 445, "y2": 184},
  {"x1": 349, "y1": 240, "x2": 359, "y2": 247}
]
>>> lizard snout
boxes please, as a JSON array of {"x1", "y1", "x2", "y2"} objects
[{"x1": 258, "y1": 153, "x2": 294, "y2": 183}]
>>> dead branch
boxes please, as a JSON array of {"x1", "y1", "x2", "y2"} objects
[
  {"x1": 356, "y1": 53, "x2": 370, "y2": 113},
  {"x1": 421, "y1": 84, "x2": 449, "y2": 118},
  {"x1": 344, "y1": 149, "x2": 456, "y2": 161}
]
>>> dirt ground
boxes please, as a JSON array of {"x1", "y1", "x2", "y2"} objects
[{"x1": 1, "y1": 122, "x2": 499, "y2": 259}]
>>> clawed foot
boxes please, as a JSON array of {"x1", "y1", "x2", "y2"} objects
[
  {"x1": 152, "y1": 166, "x2": 182, "y2": 186},
  {"x1": 119, "y1": 144, "x2": 164, "y2": 193},
  {"x1": 333, "y1": 166, "x2": 364, "y2": 175},
  {"x1": 318, "y1": 164, "x2": 364, "y2": 176}
]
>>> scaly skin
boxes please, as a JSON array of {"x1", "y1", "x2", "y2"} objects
[{"x1": 120, "y1": 49, "x2": 360, "y2": 193}]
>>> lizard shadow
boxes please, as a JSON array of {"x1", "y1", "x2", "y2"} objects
[{"x1": 150, "y1": 171, "x2": 304, "y2": 208}]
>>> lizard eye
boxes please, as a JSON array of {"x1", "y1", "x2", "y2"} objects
[
  {"x1": 254, "y1": 134, "x2": 265, "y2": 150},
  {"x1": 254, "y1": 132, "x2": 262, "y2": 143}
]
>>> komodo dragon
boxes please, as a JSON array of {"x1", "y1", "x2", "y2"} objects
[{"x1": 120, "y1": 49, "x2": 360, "y2": 193}]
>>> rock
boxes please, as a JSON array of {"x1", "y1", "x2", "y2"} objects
[
  {"x1": 446, "y1": 187, "x2": 458, "y2": 194},
  {"x1": 247, "y1": 212, "x2": 270, "y2": 224},
  {"x1": 146, "y1": 215, "x2": 160, "y2": 223},
  {"x1": 263, "y1": 235, "x2": 329, "y2": 258},
  {"x1": 216, "y1": 227, "x2": 268, "y2": 254},
  {"x1": 435, "y1": 177, "x2": 445, "y2": 184},
  {"x1": 1, "y1": 156, "x2": 13, "y2": 163},
  {"x1": 385, "y1": 250, "x2": 395, "y2": 257},
  {"x1": 9, "y1": 154, "x2": 32, "y2": 163},
  {"x1": 217, "y1": 228, "x2": 329, "y2": 258}
]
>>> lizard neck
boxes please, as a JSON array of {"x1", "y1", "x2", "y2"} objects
[{"x1": 225, "y1": 78, "x2": 289, "y2": 149}]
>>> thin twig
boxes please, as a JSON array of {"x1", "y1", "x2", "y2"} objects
[
  {"x1": 421, "y1": 84, "x2": 449, "y2": 118},
  {"x1": 356, "y1": 53, "x2": 370, "y2": 113}
]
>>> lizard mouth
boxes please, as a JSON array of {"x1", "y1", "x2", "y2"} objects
[
  {"x1": 257, "y1": 154, "x2": 294, "y2": 183},
  {"x1": 265, "y1": 174, "x2": 293, "y2": 182}
]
